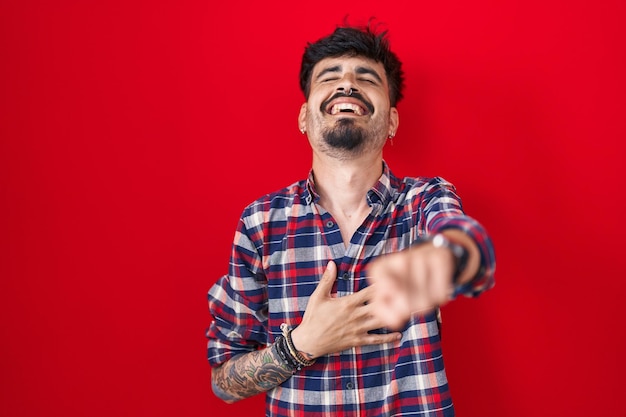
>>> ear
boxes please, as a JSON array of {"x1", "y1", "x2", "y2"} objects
[
  {"x1": 388, "y1": 107, "x2": 399, "y2": 137},
  {"x1": 298, "y1": 103, "x2": 307, "y2": 132}
]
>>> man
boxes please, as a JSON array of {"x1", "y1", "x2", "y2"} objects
[{"x1": 207, "y1": 22, "x2": 495, "y2": 416}]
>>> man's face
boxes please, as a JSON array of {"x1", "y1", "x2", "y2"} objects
[{"x1": 299, "y1": 55, "x2": 399, "y2": 159}]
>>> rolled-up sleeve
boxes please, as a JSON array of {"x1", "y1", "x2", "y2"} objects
[
  {"x1": 420, "y1": 177, "x2": 496, "y2": 298},
  {"x1": 206, "y1": 213, "x2": 269, "y2": 367}
]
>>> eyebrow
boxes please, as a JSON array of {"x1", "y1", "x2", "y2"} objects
[
  {"x1": 315, "y1": 65, "x2": 342, "y2": 81},
  {"x1": 355, "y1": 66, "x2": 383, "y2": 83},
  {"x1": 315, "y1": 65, "x2": 383, "y2": 83}
]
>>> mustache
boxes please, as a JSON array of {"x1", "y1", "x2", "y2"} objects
[{"x1": 320, "y1": 92, "x2": 375, "y2": 114}]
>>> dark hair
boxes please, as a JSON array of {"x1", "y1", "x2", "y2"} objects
[{"x1": 299, "y1": 21, "x2": 405, "y2": 106}]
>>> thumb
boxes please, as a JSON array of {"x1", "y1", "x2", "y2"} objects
[{"x1": 312, "y1": 260, "x2": 337, "y2": 298}]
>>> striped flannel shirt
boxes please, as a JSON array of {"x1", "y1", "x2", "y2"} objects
[{"x1": 207, "y1": 161, "x2": 495, "y2": 417}]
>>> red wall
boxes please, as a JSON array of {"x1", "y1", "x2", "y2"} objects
[{"x1": 2, "y1": 1, "x2": 625, "y2": 416}]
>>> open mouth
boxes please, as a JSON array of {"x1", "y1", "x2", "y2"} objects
[
  {"x1": 327, "y1": 102, "x2": 366, "y2": 116},
  {"x1": 322, "y1": 93, "x2": 374, "y2": 117}
]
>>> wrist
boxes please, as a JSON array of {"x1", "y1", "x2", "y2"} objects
[
  {"x1": 290, "y1": 325, "x2": 319, "y2": 360},
  {"x1": 281, "y1": 323, "x2": 317, "y2": 366},
  {"x1": 431, "y1": 233, "x2": 469, "y2": 283}
]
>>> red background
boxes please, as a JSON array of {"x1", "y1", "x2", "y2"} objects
[{"x1": 2, "y1": 1, "x2": 625, "y2": 416}]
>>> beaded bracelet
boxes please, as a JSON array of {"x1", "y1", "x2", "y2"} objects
[
  {"x1": 280, "y1": 323, "x2": 316, "y2": 368},
  {"x1": 273, "y1": 335, "x2": 301, "y2": 373}
]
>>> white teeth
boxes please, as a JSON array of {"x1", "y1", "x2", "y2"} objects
[{"x1": 330, "y1": 103, "x2": 364, "y2": 115}]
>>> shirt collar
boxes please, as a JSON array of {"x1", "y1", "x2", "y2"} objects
[
  {"x1": 304, "y1": 172, "x2": 318, "y2": 205},
  {"x1": 304, "y1": 160, "x2": 394, "y2": 209}
]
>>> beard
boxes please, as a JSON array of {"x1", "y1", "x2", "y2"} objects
[{"x1": 321, "y1": 118, "x2": 367, "y2": 152}]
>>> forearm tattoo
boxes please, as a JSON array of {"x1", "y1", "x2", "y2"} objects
[{"x1": 212, "y1": 343, "x2": 294, "y2": 402}]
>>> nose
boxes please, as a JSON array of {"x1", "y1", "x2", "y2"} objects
[
  {"x1": 336, "y1": 71, "x2": 359, "y2": 96},
  {"x1": 335, "y1": 72, "x2": 358, "y2": 96},
  {"x1": 338, "y1": 87, "x2": 357, "y2": 96}
]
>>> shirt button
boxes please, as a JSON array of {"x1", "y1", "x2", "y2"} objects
[
  {"x1": 342, "y1": 272, "x2": 349, "y2": 280},
  {"x1": 345, "y1": 381, "x2": 354, "y2": 389},
  {"x1": 325, "y1": 220, "x2": 334, "y2": 228}
]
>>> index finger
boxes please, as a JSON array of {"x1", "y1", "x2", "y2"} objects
[{"x1": 348, "y1": 283, "x2": 389, "y2": 306}]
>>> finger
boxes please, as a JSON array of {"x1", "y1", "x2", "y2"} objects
[
  {"x1": 349, "y1": 284, "x2": 378, "y2": 305},
  {"x1": 360, "y1": 332, "x2": 403, "y2": 347},
  {"x1": 362, "y1": 256, "x2": 407, "y2": 298},
  {"x1": 357, "y1": 278, "x2": 402, "y2": 305},
  {"x1": 362, "y1": 288, "x2": 411, "y2": 330},
  {"x1": 350, "y1": 280, "x2": 402, "y2": 309},
  {"x1": 427, "y1": 255, "x2": 454, "y2": 306},
  {"x1": 311, "y1": 260, "x2": 337, "y2": 298},
  {"x1": 411, "y1": 258, "x2": 440, "y2": 314},
  {"x1": 408, "y1": 253, "x2": 427, "y2": 295},
  {"x1": 366, "y1": 252, "x2": 403, "y2": 285},
  {"x1": 375, "y1": 299, "x2": 410, "y2": 330},
  {"x1": 360, "y1": 309, "x2": 404, "y2": 333}
]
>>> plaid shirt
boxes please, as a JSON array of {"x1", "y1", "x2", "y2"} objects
[{"x1": 207, "y1": 162, "x2": 495, "y2": 417}]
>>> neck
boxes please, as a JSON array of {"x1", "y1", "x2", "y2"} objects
[{"x1": 311, "y1": 153, "x2": 383, "y2": 216}]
